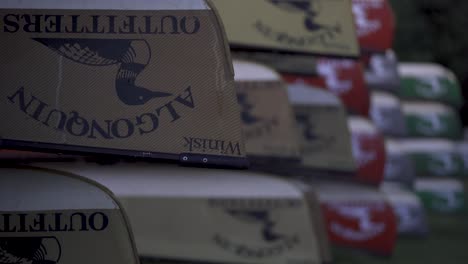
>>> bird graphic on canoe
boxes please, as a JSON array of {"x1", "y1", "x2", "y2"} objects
[
  {"x1": 227, "y1": 210, "x2": 284, "y2": 242},
  {"x1": 295, "y1": 113, "x2": 335, "y2": 151},
  {"x1": 237, "y1": 92, "x2": 261, "y2": 125},
  {"x1": 0, "y1": 237, "x2": 60, "y2": 264},
  {"x1": 268, "y1": 0, "x2": 340, "y2": 33},
  {"x1": 33, "y1": 38, "x2": 172, "y2": 106},
  {"x1": 268, "y1": 0, "x2": 322, "y2": 31}
]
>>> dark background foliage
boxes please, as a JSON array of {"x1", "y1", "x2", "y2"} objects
[{"x1": 390, "y1": 0, "x2": 468, "y2": 126}]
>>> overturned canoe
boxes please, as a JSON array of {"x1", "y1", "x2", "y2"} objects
[
  {"x1": 287, "y1": 83, "x2": 358, "y2": 181},
  {"x1": 402, "y1": 102, "x2": 463, "y2": 140},
  {"x1": 0, "y1": 165, "x2": 139, "y2": 264},
  {"x1": 311, "y1": 181, "x2": 397, "y2": 256},
  {"x1": 363, "y1": 50, "x2": 401, "y2": 92},
  {"x1": 352, "y1": 0, "x2": 395, "y2": 53},
  {"x1": 348, "y1": 116, "x2": 386, "y2": 186},
  {"x1": 381, "y1": 183, "x2": 429, "y2": 236},
  {"x1": 233, "y1": 60, "x2": 301, "y2": 167},
  {"x1": 400, "y1": 139, "x2": 463, "y2": 178},
  {"x1": 398, "y1": 63, "x2": 462, "y2": 108},
  {"x1": 0, "y1": 0, "x2": 247, "y2": 168},
  {"x1": 315, "y1": 58, "x2": 370, "y2": 116},
  {"x1": 212, "y1": 0, "x2": 359, "y2": 57},
  {"x1": 370, "y1": 91, "x2": 406, "y2": 137},
  {"x1": 415, "y1": 178, "x2": 466, "y2": 213},
  {"x1": 32, "y1": 162, "x2": 330, "y2": 264},
  {"x1": 383, "y1": 139, "x2": 415, "y2": 185}
]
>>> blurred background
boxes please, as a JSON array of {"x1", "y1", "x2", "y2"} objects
[
  {"x1": 1, "y1": 1, "x2": 467, "y2": 264},
  {"x1": 390, "y1": 0, "x2": 468, "y2": 126}
]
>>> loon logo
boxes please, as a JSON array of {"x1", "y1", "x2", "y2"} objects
[
  {"x1": 415, "y1": 114, "x2": 447, "y2": 136},
  {"x1": 329, "y1": 204, "x2": 386, "y2": 241},
  {"x1": 368, "y1": 53, "x2": 397, "y2": 78},
  {"x1": 432, "y1": 192, "x2": 464, "y2": 212},
  {"x1": 415, "y1": 77, "x2": 448, "y2": 98},
  {"x1": 352, "y1": 2, "x2": 382, "y2": 37},
  {"x1": 296, "y1": 113, "x2": 334, "y2": 151},
  {"x1": 268, "y1": 0, "x2": 325, "y2": 31},
  {"x1": 371, "y1": 107, "x2": 392, "y2": 130},
  {"x1": 228, "y1": 210, "x2": 285, "y2": 242},
  {"x1": 254, "y1": 0, "x2": 342, "y2": 49},
  {"x1": 317, "y1": 60, "x2": 352, "y2": 95},
  {"x1": 237, "y1": 90, "x2": 279, "y2": 141},
  {"x1": 33, "y1": 38, "x2": 173, "y2": 106},
  {"x1": 351, "y1": 135, "x2": 376, "y2": 166},
  {"x1": 393, "y1": 205, "x2": 421, "y2": 232},
  {"x1": 237, "y1": 92, "x2": 262, "y2": 125},
  {"x1": 211, "y1": 200, "x2": 300, "y2": 258},
  {"x1": 428, "y1": 154, "x2": 457, "y2": 175},
  {"x1": 0, "y1": 237, "x2": 61, "y2": 264},
  {"x1": 296, "y1": 113, "x2": 318, "y2": 141}
]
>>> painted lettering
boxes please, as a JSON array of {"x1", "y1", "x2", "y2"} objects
[
  {"x1": 2, "y1": 14, "x2": 201, "y2": 35},
  {"x1": 0, "y1": 212, "x2": 110, "y2": 233},
  {"x1": 3, "y1": 14, "x2": 20, "y2": 33},
  {"x1": 7, "y1": 86, "x2": 196, "y2": 140}
]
